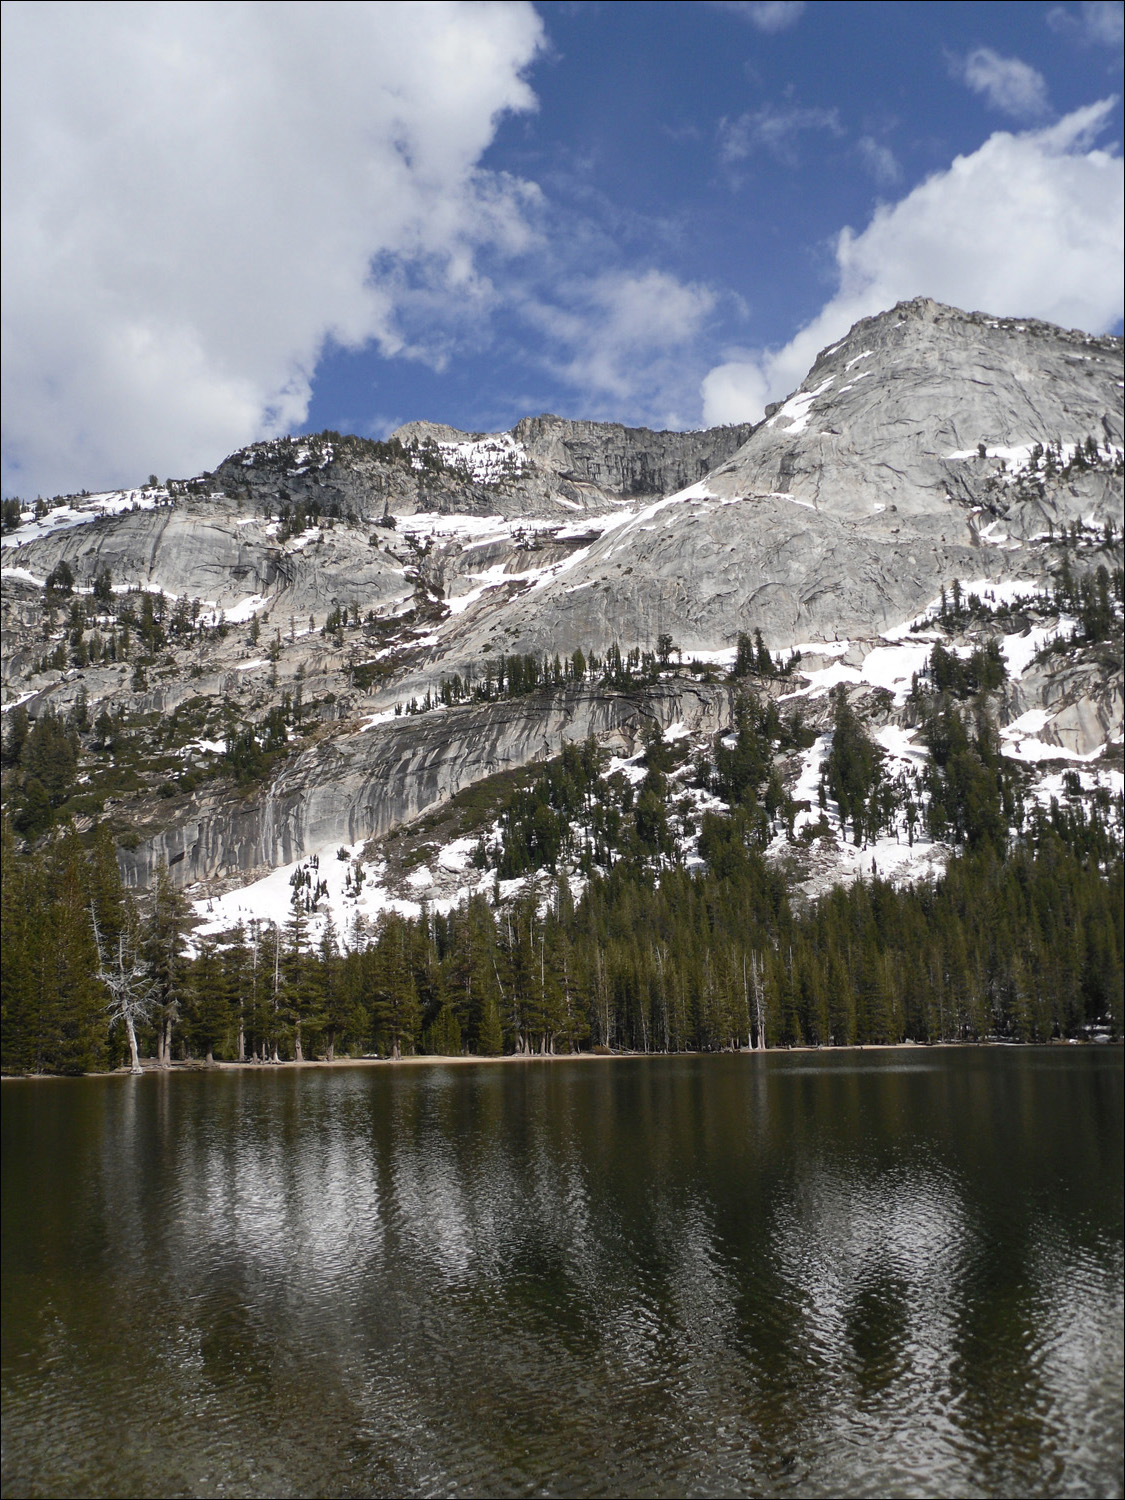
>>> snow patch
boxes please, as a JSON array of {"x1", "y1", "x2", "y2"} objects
[
  {"x1": 605, "y1": 751, "x2": 649, "y2": 785},
  {"x1": 875, "y1": 724, "x2": 929, "y2": 767},
  {"x1": 945, "y1": 442, "x2": 1041, "y2": 465},
  {"x1": 356, "y1": 709, "x2": 399, "y2": 733},
  {"x1": 178, "y1": 738, "x2": 225, "y2": 758},
  {"x1": 1, "y1": 488, "x2": 164, "y2": 548},
  {"x1": 435, "y1": 433, "x2": 529, "y2": 485},
  {"x1": 191, "y1": 837, "x2": 495, "y2": 943},
  {"x1": 0, "y1": 565, "x2": 46, "y2": 587},
  {"x1": 881, "y1": 580, "x2": 1049, "y2": 642},
  {"x1": 223, "y1": 594, "x2": 269, "y2": 624},
  {"x1": 1, "y1": 688, "x2": 39, "y2": 714},
  {"x1": 765, "y1": 377, "x2": 835, "y2": 435},
  {"x1": 437, "y1": 838, "x2": 479, "y2": 873},
  {"x1": 1001, "y1": 620, "x2": 1072, "y2": 678},
  {"x1": 784, "y1": 640, "x2": 932, "y2": 705}
]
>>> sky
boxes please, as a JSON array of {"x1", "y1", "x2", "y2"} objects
[{"x1": 1, "y1": 0, "x2": 1122, "y2": 499}]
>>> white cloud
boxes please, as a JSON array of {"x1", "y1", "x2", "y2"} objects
[
  {"x1": 720, "y1": 105, "x2": 842, "y2": 167},
  {"x1": 720, "y1": 1, "x2": 807, "y2": 33},
  {"x1": 959, "y1": 47, "x2": 1051, "y2": 120},
  {"x1": 857, "y1": 136, "x2": 902, "y2": 185},
  {"x1": 527, "y1": 270, "x2": 717, "y2": 423},
  {"x1": 701, "y1": 101, "x2": 1125, "y2": 425},
  {"x1": 1, "y1": 1, "x2": 544, "y2": 497},
  {"x1": 1047, "y1": 2, "x2": 1125, "y2": 46}
]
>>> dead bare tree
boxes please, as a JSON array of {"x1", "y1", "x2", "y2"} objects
[{"x1": 91, "y1": 906, "x2": 155, "y2": 1075}]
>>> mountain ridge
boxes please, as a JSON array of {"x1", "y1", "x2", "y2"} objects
[{"x1": 2, "y1": 298, "x2": 1121, "y2": 926}]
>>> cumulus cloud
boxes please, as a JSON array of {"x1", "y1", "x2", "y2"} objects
[
  {"x1": 526, "y1": 270, "x2": 717, "y2": 424},
  {"x1": 702, "y1": 101, "x2": 1125, "y2": 424},
  {"x1": 959, "y1": 47, "x2": 1051, "y2": 120},
  {"x1": 1, "y1": 1, "x2": 544, "y2": 497},
  {"x1": 720, "y1": 104, "x2": 842, "y2": 167},
  {"x1": 719, "y1": 2, "x2": 807, "y2": 33}
]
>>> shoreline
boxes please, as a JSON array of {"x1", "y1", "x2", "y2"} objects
[{"x1": 3, "y1": 1036, "x2": 1119, "y2": 1082}]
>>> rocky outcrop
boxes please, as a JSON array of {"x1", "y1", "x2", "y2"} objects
[
  {"x1": 215, "y1": 441, "x2": 521, "y2": 523},
  {"x1": 7, "y1": 302, "x2": 1119, "y2": 656},
  {"x1": 1, "y1": 497, "x2": 426, "y2": 621},
  {"x1": 1004, "y1": 651, "x2": 1125, "y2": 757},
  {"x1": 508, "y1": 414, "x2": 758, "y2": 498},
  {"x1": 708, "y1": 298, "x2": 1122, "y2": 527},
  {"x1": 426, "y1": 490, "x2": 1023, "y2": 663},
  {"x1": 4, "y1": 499, "x2": 278, "y2": 602},
  {"x1": 117, "y1": 677, "x2": 732, "y2": 888},
  {"x1": 212, "y1": 415, "x2": 759, "y2": 526}
]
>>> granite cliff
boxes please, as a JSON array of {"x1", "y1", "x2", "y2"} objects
[{"x1": 2, "y1": 299, "x2": 1122, "y2": 925}]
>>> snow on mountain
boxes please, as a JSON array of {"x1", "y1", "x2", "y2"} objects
[{"x1": 2, "y1": 298, "x2": 1120, "y2": 926}]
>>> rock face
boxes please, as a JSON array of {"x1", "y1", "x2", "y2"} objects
[
  {"x1": 3, "y1": 298, "x2": 1121, "y2": 895},
  {"x1": 116, "y1": 678, "x2": 732, "y2": 889},
  {"x1": 457, "y1": 299, "x2": 1121, "y2": 655},
  {"x1": 508, "y1": 414, "x2": 759, "y2": 499},
  {"x1": 713, "y1": 298, "x2": 1122, "y2": 526},
  {"x1": 426, "y1": 490, "x2": 1010, "y2": 664},
  {"x1": 8, "y1": 500, "x2": 276, "y2": 602},
  {"x1": 392, "y1": 414, "x2": 760, "y2": 503},
  {"x1": 213, "y1": 414, "x2": 758, "y2": 525},
  {"x1": 1005, "y1": 653, "x2": 1124, "y2": 758}
]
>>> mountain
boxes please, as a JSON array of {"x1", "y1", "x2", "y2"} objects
[{"x1": 1, "y1": 298, "x2": 1122, "y2": 945}]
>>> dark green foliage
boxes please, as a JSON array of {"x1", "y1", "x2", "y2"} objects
[
  {"x1": 823, "y1": 687, "x2": 885, "y2": 845},
  {"x1": 11, "y1": 709, "x2": 79, "y2": 834},
  {"x1": 4, "y1": 685, "x2": 1121, "y2": 1070},
  {"x1": 1077, "y1": 566, "x2": 1115, "y2": 644},
  {"x1": 921, "y1": 701, "x2": 1017, "y2": 850},
  {"x1": 45, "y1": 560, "x2": 74, "y2": 595},
  {"x1": 92, "y1": 565, "x2": 114, "y2": 605},
  {"x1": 3, "y1": 801, "x2": 1120, "y2": 1071},
  {"x1": 1032, "y1": 561, "x2": 1123, "y2": 662},
  {"x1": 221, "y1": 704, "x2": 295, "y2": 784},
  {"x1": 732, "y1": 630, "x2": 800, "y2": 679},
  {"x1": 0, "y1": 821, "x2": 113, "y2": 1073},
  {"x1": 495, "y1": 738, "x2": 603, "y2": 878},
  {"x1": 919, "y1": 639, "x2": 1007, "y2": 697},
  {"x1": 2, "y1": 704, "x2": 29, "y2": 767},
  {"x1": 405, "y1": 646, "x2": 735, "y2": 720}
]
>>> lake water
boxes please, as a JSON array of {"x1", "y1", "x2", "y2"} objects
[{"x1": 2, "y1": 1049, "x2": 1122, "y2": 1499}]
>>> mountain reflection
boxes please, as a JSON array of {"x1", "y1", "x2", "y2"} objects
[{"x1": 3, "y1": 1052, "x2": 1121, "y2": 1500}]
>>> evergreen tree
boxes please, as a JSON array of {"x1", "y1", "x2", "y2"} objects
[{"x1": 148, "y1": 864, "x2": 191, "y2": 1064}]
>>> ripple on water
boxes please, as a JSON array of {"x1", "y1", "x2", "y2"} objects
[{"x1": 1, "y1": 1051, "x2": 1122, "y2": 1498}]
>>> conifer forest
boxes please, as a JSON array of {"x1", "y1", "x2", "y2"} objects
[{"x1": 4, "y1": 655, "x2": 1121, "y2": 1073}]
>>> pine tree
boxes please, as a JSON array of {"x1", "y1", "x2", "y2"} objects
[{"x1": 148, "y1": 863, "x2": 190, "y2": 1064}]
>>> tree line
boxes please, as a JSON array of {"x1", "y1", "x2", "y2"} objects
[{"x1": 3, "y1": 683, "x2": 1120, "y2": 1073}]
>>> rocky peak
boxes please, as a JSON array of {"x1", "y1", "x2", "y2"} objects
[{"x1": 712, "y1": 298, "x2": 1123, "y2": 529}]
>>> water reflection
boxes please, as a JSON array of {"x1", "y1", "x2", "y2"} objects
[
  {"x1": 2, "y1": 1051, "x2": 1122, "y2": 1499},
  {"x1": 769, "y1": 1161, "x2": 971, "y2": 1494}
]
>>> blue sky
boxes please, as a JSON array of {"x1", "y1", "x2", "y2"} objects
[
  {"x1": 307, "y1": 0, "x2": 1125, "y2": 437},
  {"x1": 2, "y1": 0, "x2": 1123, "y2": 496}
]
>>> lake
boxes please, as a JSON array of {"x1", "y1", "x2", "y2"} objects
[{"x1": 2, "y1": 1049, "x2": 1122, "y2": 1499}]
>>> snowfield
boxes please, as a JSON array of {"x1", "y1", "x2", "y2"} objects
[
  {"x1": 192, "y1": 840, "x2": 498, "y2": 945},
  {"x1": 434, "y1": 434, "x2": 529, "y2": 485},
  {"x1": 1, "y1": 488, "x2": 167, "y2": 547}
]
